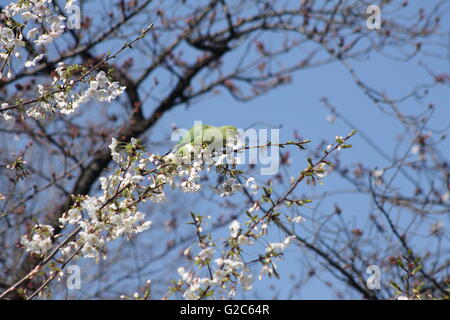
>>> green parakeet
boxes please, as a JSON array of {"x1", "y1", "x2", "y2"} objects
[{"x1": 171, "y1": 124, "x2": 239, "y2": 157}]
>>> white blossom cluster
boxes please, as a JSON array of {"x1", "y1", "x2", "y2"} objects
[
  {"x1": 174, "y1": 217, "x2": 298, "y2": 299},
  {"x1": 163, "y1": 136, "x2": 247, "y2": 196},
  {"x1": 175, "y1": 219, "x2": 255, "y2": 299},
  {"x1": 21, "y1": 138, "x2": 151, "y2": 259},
  {"x1": 18, "y1": 65, "x2": 125, "y2": 119},
  {"x1": 0, "y1": 0, "x2": 74, "y2": 70},
  {"x1": 20, "y1": 225, "x2": 54, "y2": 256},
  {"x1": 177, "y1": 253, "x2": 255, "y2": 300},
  {"x1": 0, "y1": 0, "x2": 126, "y2": 120}
]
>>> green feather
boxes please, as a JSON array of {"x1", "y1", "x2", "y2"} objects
[{"x1": 172, "y1": 124, "x2": 238, "y2": 157}]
